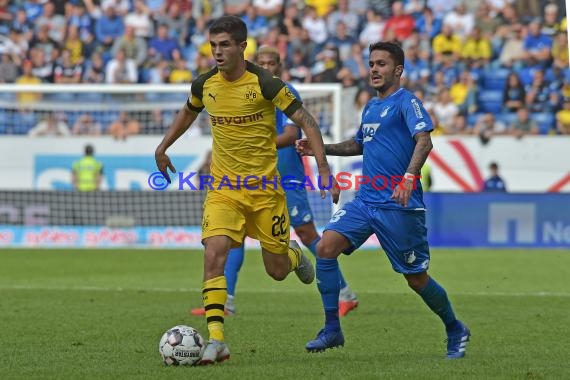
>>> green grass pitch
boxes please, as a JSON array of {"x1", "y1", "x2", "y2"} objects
[{"x1": 1, "y1": 248, "x2": 569, "y2": 379}]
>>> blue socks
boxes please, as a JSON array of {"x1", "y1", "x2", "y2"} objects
[
  {"x1": 338, "y1": 267, "x2": 347, "y2": 289},
  {"x1": 308, "y1": 237, "x2": 347, "y2": 289},
  {"x1": 224, "y1": 246, "x2": 245, "y2": 297},
  {"x1": 316, "y1": 257, "x2": 341, "y2": 332},
  {"x1": 307, "y1": 237, "x2": 320, "y2": 257},
  {"x1": 418, "y1": 277, "x2": 458, "y2": 330}
]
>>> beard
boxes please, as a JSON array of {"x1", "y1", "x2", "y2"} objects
[
  {"x1": 373, "y1": 83, "x2": 387, "y2": 92},
  {"x1": 371, "y1": 75, "x2": 398, "y2": 95},
  {"x1": 373, "y1": 80, "x2": 390, "y2": 94}
]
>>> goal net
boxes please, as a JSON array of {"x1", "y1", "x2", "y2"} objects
[{"x1": 0, "y1": 83, "x2": 345, "y2": 247}]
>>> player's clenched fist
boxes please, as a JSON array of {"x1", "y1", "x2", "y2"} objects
[{"x1": 295, "y1": 138, "x2": 313, "y2": 156}]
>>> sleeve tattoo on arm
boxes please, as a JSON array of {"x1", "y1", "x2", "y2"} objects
[
  {"x1": 407, "y1": 132, "x2": 433, "y2": 175},
  {"x1": 325, "y1": 140, "x2": 363, "y2": 156},
  {"x1": 293, "y1": 107, "x2": 329, "y2": 169}
]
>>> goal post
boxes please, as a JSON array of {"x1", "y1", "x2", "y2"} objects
[
  {"x1": 0, "y1": 83, "x2": 345, "y2": 247},
  {"x1": 0, "y1": 82, "x2": 343, "y2": 171}
]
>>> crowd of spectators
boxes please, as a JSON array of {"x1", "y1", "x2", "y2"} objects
[{"x1": 0, "y1": 0, "x2": 568, "y2": 137}]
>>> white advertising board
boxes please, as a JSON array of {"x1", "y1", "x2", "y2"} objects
[{"x1": 0, "y1": 135, "x2": 568, "y2": 192}]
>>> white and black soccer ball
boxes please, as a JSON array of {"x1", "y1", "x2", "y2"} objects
[{"x1": 159, "y1": 325, "x2": 205, "y2": 366}]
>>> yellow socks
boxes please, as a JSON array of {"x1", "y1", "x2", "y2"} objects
[
  {"x1": 287, "y1": 245, "x2": 301, "y2": 272},
  {"x1": 202, "y1": 275, "x2": 227, "y2": 342}
]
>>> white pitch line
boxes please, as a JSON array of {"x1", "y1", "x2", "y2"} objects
[{"x1": 0, "y1": 284, "x2": 569, "y2": 298}]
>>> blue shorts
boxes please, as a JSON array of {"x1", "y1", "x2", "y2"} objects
[
  {"x1": 284, "y1": 187, "x2": 314, "y2": 228},
  {"x1": 324, "y1": 197, "x2": 430, "y2": 274}
]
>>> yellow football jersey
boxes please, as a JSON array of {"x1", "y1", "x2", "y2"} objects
[{"x1": 187, "y1": 61, "x2": 302, "y2": 187}]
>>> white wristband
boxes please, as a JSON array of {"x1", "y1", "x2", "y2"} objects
[{"x1": 404, "y1": 172, "x2": 416, "y2": 181}]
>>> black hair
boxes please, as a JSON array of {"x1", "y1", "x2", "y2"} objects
[
  {"x1": 369, "y1": 41, "x2": 405, "y2": 67},
  {"x1": 85, "y1": 144, "x2": 94, "y2": 156},
  {"x1": 489, "y1": 162, "x2": 498, "y2": 170},
  {"x1": 209, "y1": 15, "x2": 247, "y2": 43}
]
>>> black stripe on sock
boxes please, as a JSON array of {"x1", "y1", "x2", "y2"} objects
[
  {"x1": 207, "y1": 316, "x2": 224, "y2": 324},
  {"x1": 205, "y1": 304, "x2": 225, "y2": 311},
  {"x1": 202, "y1": 287, "x2": 227, "y2": 294}
]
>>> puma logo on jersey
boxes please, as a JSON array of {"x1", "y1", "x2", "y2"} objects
[
  {"x1": 208, "y1": 93, "x2": 217, "y2": 102},
  {"x1": 380, "y1": 106, "x2": 391, "y2": 117}
]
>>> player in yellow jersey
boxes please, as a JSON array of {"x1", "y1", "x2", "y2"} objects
[{"x1": 155, "y1": 15, "x2": 340, "y2": 365}]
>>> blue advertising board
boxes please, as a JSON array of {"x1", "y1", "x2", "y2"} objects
[
  {"x1": 1, "y1": 193, "x2": 569, "y2": 248},
  {"x1": 34, "y1": 155, "x2": 197, "y2": 190},
  {"x1": 424, "y1": 193, "x2": 570, "y2": 248}
]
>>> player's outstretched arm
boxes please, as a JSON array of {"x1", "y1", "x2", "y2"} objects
[
  {"x1": 289, "y1": 107, "x2": 340, "y2": 204},
  {"x1": 155, "y1": 105, "x2": 199, "y2": 182},
  {"x1": 391, "y1": 131, "x2": 433, "y2": 207},
  {"x1": 296, "y1": 138, "x2": 363, "y2": 156}
]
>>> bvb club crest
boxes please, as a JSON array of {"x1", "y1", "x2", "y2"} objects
[{"x1": 245, "y1": 86, "x2": 258, "y2": 102}]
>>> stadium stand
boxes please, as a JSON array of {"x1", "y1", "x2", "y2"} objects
[{"x1": 0, "y1": 0, "x2": 567, "y2": 136}]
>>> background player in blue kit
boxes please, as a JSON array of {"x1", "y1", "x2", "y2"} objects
[
  {"x1": 482, "y1": 162, "x2": 507, "y2": 192},
  {"x1": 297, "y1": 41, "x2": 470, "y2": 359},
  {"x1": 192, "y1": 46, "x2": 358, "y2": 318}
]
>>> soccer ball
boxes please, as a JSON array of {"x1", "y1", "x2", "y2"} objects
[{"x1": 159, "y1": 325, "x2": 205, "y2": 366}]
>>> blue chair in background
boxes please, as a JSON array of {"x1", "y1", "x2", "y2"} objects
[
  {"x1": 531, "y1": 113, "x2": 555, "y2": 134},
  {"x1": 481, "y1": 68, "x2": 510, "y2": 91},
  {"x1": 477, "y1": 90, "x2": 503, "y2": 114}
]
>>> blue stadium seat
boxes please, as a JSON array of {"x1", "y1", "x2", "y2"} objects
[
  {"x1": 12, "y1": 112, "x2": 37, "y2": 134},
  {"x1": 104, "y1": 111, "x2": 120, "y2": 125},
  {"x1": 162, "y1": 110, "x2": 174, "y2": 123},
  {"x1": 482, "y1": 68, "x2": 510, "y2": 91},
  {"x1": 467, "y1": 112, "x2": 484, "y2": 127},
  {"x1": 495, "y1": 112, "x2": 517, "y2": 127},
  {"x1": 530, "y1": 113, "x2": 555, "y2": 134},
  {"x1": 0, "y1": 92, "x2": 15, "y2": 101},
  {"x1": 145, "y1": 93, "x2": 161, "y2": 102},
  {"x1": 92, "y1": 111, "x2": 107, "y2": 126},
  {"x1": 76, "y1": 93, "x2": 104, "y2": 102},
  {"x1": 518, "y1": 67, "x2": 536, "y2": 86},
  {"x1": 161, "y1": 92, "x2": 188, "y2": 103},
  {"x1": 139, "y1": 68, "x2": 151, "y2": 83},
  {"x1": 182, "y1": 44, "x2": 197, "y2": 63},
  {"x1": 66, "y1": 111, "x2": 81, "y2": 127},
  {"x1": 45, "y1": 92, "x2": 77, "y2": 102},
  {"x1": 477, "y1": 90, "x2": 503, "y2": 114},
  {"x1": 0, "y1": 110, "x2": 8, "y2": 134}
]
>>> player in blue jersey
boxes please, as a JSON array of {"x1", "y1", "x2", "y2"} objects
[
  {"x1": 191, "y1": 46, "x2": 358, "y2": 318},
  {"x1": 482, "y1": 162, "x2": 507, "y2": 192},
  {"x1": 297, "y1": 41, "x2": 470, "y2": 359}
]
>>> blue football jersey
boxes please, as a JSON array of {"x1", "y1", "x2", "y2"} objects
[
  {"x1": 276, "y1": 84, "x2": 305, "y2": 183},
  {"x1": 354, "y1": 88, "x2": 433, "y2": 209},
  {"x1": 483, "y1": 176, "x2": 507, "y2": 192}
]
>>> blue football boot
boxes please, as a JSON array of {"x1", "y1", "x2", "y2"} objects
[
  {"x1": 446, "y1": 321, "x2": 471, "y2": 359},
  {"x1": 306, "y1": 329, "x2": 345, "y2": 352}
]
